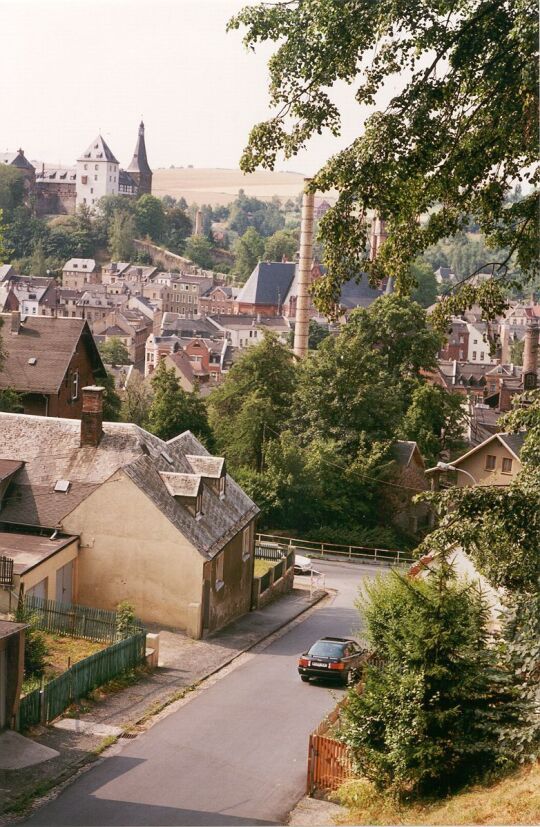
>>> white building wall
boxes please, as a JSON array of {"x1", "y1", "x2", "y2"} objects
[{"x1": 467, "y1": 323, "x2": 496, "y2": 364}]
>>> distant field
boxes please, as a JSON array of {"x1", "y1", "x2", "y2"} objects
[{"x1": 153, "y1": 167, "x2": 337, "y2": 206}]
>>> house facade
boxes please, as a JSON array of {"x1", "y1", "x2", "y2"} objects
[
  {"x1": 449, "y1": 432, "x2": 525, "y2": 486},
  {"x1": 0, "y1": 313, "x2": 105, "y2": 418},
  {"x1": 0, "y1": 389, "x2": 258, "y2": 637}
]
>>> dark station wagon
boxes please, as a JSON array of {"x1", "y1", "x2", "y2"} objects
[{"x1": 298, "y1": 637, "x2": 366, "y2": 685}]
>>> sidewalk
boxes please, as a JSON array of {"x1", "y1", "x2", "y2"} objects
[{"x1": 0, "y1": 586, "x2": 327, "y2": 822}]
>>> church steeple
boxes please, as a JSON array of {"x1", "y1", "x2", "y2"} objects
[{"x1": 127, "y1": 121, "x2": 152, "y2": 195}]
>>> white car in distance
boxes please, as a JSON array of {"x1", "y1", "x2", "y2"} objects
[{"x1": 294, "y1": 554, "x2": 313, "y2": 574}]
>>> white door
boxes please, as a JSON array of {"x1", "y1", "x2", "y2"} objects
[
  {"x1": 55, "y1": 562, "x2": 73, "y2": 604},
  {"x1": 27, "y1": 578, "x2": 47, "y2": 600}
]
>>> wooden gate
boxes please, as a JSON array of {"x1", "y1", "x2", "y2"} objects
[{"x1": 306, "y1": 699, "x2": 353, "y2": 794}]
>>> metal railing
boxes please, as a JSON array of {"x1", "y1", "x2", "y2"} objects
[{"x1": 255, "y1": 533, "x2": 413, "y2": 566}]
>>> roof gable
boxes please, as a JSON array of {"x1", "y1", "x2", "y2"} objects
[{"x1": 78, "y1": 135, "x2": 119, "y2": 165}]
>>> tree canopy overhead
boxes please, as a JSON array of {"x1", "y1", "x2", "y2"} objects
[{"x1": 229, "y1": 0, "x2": 538, "y2": 320}]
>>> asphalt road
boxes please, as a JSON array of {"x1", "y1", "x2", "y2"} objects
[{"x1": 24, "y1": 560, "x2": 382, "y2": 827}]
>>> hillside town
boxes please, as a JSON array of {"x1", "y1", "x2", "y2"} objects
[{"x1": 0, "y1": 1, "x2": 538, "y2": 826}]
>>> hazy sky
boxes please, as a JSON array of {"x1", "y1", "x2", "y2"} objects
[{"x1": 1, "y1": 0, "x2": 370, "y2": 175}]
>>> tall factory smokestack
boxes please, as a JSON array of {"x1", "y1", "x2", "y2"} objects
[
  {"x1": 194, "y1": 209, "x2": 203, "y2": 236},
  {"x1": 369, "y1": 215, "x2": 388, "y2": 261},
  {"x1": 293, "y1": 180, "x2": 314, "y2": 359},
  {"x1": 523, "y1": 319, "x2": 539, "y2": 390}
]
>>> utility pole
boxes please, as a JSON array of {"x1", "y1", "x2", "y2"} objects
[{"x1": 293, "y1": 179, "x2": 315, "y2": 359}]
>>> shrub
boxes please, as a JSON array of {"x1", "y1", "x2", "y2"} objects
[
  {"x1": 339, "y1": 559, "x2": 521, "y2": 798},
  {"x1": 115, "y1": 601, "x2": 137, "y2": 640},
  {"x1": 14, "y1": 604, "x2": 49, "y2": 678}
]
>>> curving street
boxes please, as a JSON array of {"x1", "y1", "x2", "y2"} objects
[{"x1": 24, "y1": 561, "x2": 382, "y2": 826}]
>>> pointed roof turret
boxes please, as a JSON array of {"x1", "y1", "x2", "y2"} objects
[
  {"x1": 127, "y1": 121, "x2": 151, "y2": 175},
  {"x1": 78, "y1": 135, "x2": 119, "y2": 164}
]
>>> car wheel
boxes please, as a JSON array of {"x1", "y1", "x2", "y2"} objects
[
  {"x1": 342, "y1": 671, "x2": 351, "y2": 686},
  {"x1": 300, "y1": 676, "x2": 310, "y2": 683}
]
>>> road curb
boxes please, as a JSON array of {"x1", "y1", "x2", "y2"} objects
[{"x1": 2, "y1": 589, "x2": 330, "y2": 823}]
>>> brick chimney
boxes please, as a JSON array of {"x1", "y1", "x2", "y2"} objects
[
  {"x1": 523, "y1": 320, "x2": 539, "y2": 390},
  {"x1": 80, "y1": 386, "x2": 104, "y2": 448},
  {"x1": 10, "y1": 310, "x2": 20, "y2": 335}
]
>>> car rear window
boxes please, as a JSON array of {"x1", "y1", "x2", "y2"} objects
[{"x1": 308, "y1": 641, "x2": 345, "y2": 658}]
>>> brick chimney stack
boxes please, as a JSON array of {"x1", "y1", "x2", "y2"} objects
[
  {"x1": 80, "y1": 386, "x2": 104, "y2": 448},
  {"x1": 293, "y1": 179, "x2": 314, "y2": 359},
  {"x1": 10, "y1": 310, "x2": 20, "y2": 335},
  {"x1": 523, "y1": 320, "x2": 539, "y2": 390}
]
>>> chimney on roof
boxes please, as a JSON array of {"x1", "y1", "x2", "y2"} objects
[
  {"x1": 80, "y1": 386, "x2": 104, "y2": 448},
  {"x1": 523, "y1": 320, "x2": 539, "y2": 390},
  {"x1": 10, "y1": 310, "x2": 21, "y2": 335}
]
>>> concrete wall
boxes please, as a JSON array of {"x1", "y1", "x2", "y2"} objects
[
  {"x1": 253, "y1": 564, "x2": 294, "y2": 610},
  {"x1": 455, "y1": 441, "x2": 521, "y2": 486},
  {"x1": 62, "y1": 471, "x2": 206, "y2": 636}
]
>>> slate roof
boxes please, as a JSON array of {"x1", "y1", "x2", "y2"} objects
[
  {"x1": 237, "y1": 262, "x2": 296, "y2": 306},
  {"x1": 0, "y1": 414, "x2": 258, "y2": 559},
  {"x1": 393, "y1": 440, "x2": 421, "y2": 469},
  {"x1": 127, "y1": 122, "x2": 152, "y2": 176},
  {"x1": 0, "y1": 315, "x2": 105, "y2": 395},
  {"x1": 78, "y1": 135, "x2": 119, "y2": 165},
  {"x1": 160, "y1": 472, "x2": 202, "y2": 498},
  {"x1": 186, "y1": 455, "x2": 225, "y2": 478},
  {"x1": 63, "y1": 258, "x2": 96, "y2": 273},
  {"x1": 498, "y1": 432, "x2": 526, "y2": 459}
]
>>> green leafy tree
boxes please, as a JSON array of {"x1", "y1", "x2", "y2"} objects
[
  {"x1": 101, "y1": 371, "x2": 122, "y2": 423},
  {"x1": 165, "y1": 206, "x2": 192, "y2": 253},
  {"x1": 229, "y1": 0, "x2": 538, "y2": 321},
  {"x1": 98, "y1": 337, "x2": 130, "y2": 366},
  {"x1": 120, "y1": 372, "x2": 153, "y2": 426},
  {"x1": 208, "y1": 333, "x2": 296, "y2": 470},
  {"x1": 292, "y1": 295, "x2": 442, "y2": 448},
  {"x1": 340, "y1": 562, "x2": 519, "y2": 797},
  {"x1": 14, "y1": 603, "x2": 49, "y2": 678},
  {"x1": 411, "y1": 260, "x2": 439, "y2": 308},
  {"x1": 263, "y1": 228, "x2": 298, "y2": 262},
  {"x1": 400, "y1": 383, "x2": 466, "y2": 465},
  {"x1": 0, "y1": 167, "x2": 25, "y2": 219},
  {"x1": 416, "y1": 391, "x2": 540, "y2": 759},
  {"x1": 30, "y1": 239, "x2": 47, "y2": 276},
  {"x1": 146, "y1": 360, "x2": 214, "y2": 446},
  {"x1": 510, "y1": 338, "x2": 525, "y2": 366},
  {"x1": 109, "y1": 211, "x2": 135, "y2": 261},
  {"x1": 183, "y1": 235, "x2": 214, "y2": 269},
  {"x1": 233, "y1": 227, "x2": 264, "y2": 283},
  {"x1": 134, "y1": 194, "x2": 166, "y2": 242}
]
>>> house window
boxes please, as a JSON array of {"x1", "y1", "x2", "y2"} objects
[
  {"x1": 242, "y1": 525, "x2": 251, "y2": 561},
  {"x1": 95, "y1": 164, "x2": 98, "y2": 170},
  {"x1": 502, "y1": 457, "x2": 513, "y2": 474},
  {"x1": 215, "y1": 553, "x2": 224, "y2": 590},
  {"x1": 480, "y1": 352, "x2": 484, "y2": 361},
  {"x1": 472, "y1": 351, "x2": 477, "y2": 360},
  {"x1": 219, "y1": 474, "x2": 226, "y2": 500},
  {"x1": 195, "y1": 491, "x2": 203, "y2": 519},
  {"x1": 71, "y1": 370, "x2": 79, "y2": 401},
  {"x1": 485, "y1": 454, "x2": 496, "y2": 471}
]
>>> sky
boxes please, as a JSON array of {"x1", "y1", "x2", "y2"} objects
[{"x1": 0, "y1": 0, "x2": 371, "y2": 176}]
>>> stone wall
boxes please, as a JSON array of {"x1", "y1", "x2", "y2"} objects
[
  {"x1": 133, "y1": 239, "x2": 228, "y2": 283},
  {"x1": 252, "y1": 561, "x2": 294, "y2": 610}
]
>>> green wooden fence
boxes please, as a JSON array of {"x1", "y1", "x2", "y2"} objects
[
  {"x1": 24, "y1": 595, "x2": 144, "y2": 643},
  {"x1": 18, "y1": 632, "x2": 146, "y2": 731}
]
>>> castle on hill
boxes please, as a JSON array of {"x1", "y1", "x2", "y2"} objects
[{"x1": 0, "y1": 122, "x2": 152, "y2": 216}]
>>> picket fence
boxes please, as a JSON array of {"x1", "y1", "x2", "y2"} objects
[
  {"x1": 24, "y1": 595, "x2": 144, "y2": 644},
  {"x1": 18, "y1": 632, "x2": 146, "y2": 731}
]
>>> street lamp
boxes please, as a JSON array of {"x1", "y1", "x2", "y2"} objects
[{"x1": 425, "y1": 461, "x2": 477, "y2": 486}]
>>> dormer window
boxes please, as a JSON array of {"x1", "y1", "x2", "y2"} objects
[{"x1": 159, "y1": 472, "x2": 203, "y2": 518}]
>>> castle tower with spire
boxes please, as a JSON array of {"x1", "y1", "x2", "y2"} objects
[{"x1": 126, "y1": 121, "x2": 152, "y2": 196}]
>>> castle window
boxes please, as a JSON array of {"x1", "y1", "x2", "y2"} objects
[
  {"x1": 95, "y1": 164, "x2": 98, "y2": 170},
  {"x1": 94, "y1": 175, "x2": 98, "y2": 181},
  {"x1": 84, "y1": 164, "x2": 87, "y2": 170}
]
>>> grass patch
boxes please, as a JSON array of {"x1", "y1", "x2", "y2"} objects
[
  {"x1": 21, "y1": 633, "x2": 107, "y2": 694},
  {"x1": 333, "y1": 762, "x2": 540, "y2": 825},
  {"x1": 254, "y1": 559, "x2": 276, "y2": 577}
]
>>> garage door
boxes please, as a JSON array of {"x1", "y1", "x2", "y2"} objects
[
  {"x1": 55, "y1": 561, "x2": 73, "y2": 604},
  {"x1": 26, "y1": 578, "x2": 47, "y2": 600}
]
